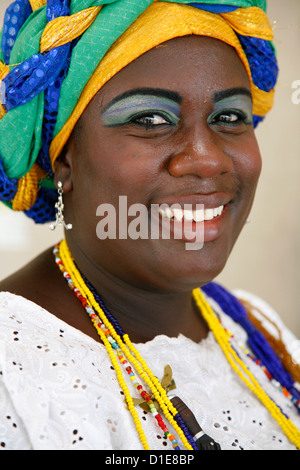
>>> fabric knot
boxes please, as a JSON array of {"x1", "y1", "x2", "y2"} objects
[
  {"x1": 12, "y1": 163, "x2": 47, "y2": 211},
  {"x1": 40, "y1": 6, "x2": 101, "y2": 53}
]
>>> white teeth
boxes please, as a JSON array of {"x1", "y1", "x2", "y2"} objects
[
  {"x1": 165, "y1": 207, "x2": 173, "y2": 219},
  {"x1": 159, "y1": 205, "x2": 224, "y2": 222},
  {"x1": 183, "y1": 209, "x2": 193, "y2": 221},
  {"x1": 173, "y1": 208, "x2": 184, "y2": 221},
  {"x1": 193, "y1": 209, "x2": 205, "y2": 222},
  {"x1": 204, "y1": 208, "x2": 214, "y2": 221},
  {"x1": 214, "y1": 205, "x2": 224, "y2": 217}
]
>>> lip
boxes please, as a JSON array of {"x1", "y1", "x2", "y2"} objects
[
  {"x1": 159, "y1": 204, "x2": 228, "y2": 243},
  {"x1": 150, "y1": 194, "x2": 231, "y2": 244},
  {"x1": 152, "y1": 192, "x2": 232, "y2": 243},
  {"x1": 152, "y1": 192, "x2": 233, "y2": 210}
]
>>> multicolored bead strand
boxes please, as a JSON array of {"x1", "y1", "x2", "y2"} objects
[
  {"x1": 202, "y1": 282, "x2": 300, "y2": 406},
  {"x1": 54, "y1": 245, "x2": 149, "y2": 449},
  {"x1": 231, "y1": 333, "x2": 300, "y2": 412},
  {"x1": 54, "y1": 239, "x2": 300, "y2": 450},
  {"x1": 58, "y1": 244, "x2": 191, "y2": 450},
  {"x1": 80, "y1": 272, "x2": 198, "y2": 450},
  {"x1": 193, "y1": 288, "x2": 300, "y2": 450},
  {"x1": 55, "y1": 241, "x2": 195, "y2": 450}
]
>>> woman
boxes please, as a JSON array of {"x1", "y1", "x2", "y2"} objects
[{"x1": 0, "y1": 0, "x2": 299, "y2": 451}]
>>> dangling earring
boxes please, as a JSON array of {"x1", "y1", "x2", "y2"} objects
[{"x1": 49, "y1": 181, "x2": 72, "y2": 231}]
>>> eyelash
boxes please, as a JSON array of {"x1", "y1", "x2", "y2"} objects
[
  {"x1": 129, "y1": 112, "x2": 174, "y2": 129},
  {"x1": 209, "y1": 109, "x2": 251, "y2": 126}
]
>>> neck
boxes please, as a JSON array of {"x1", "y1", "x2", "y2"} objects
[{"x1": 66, "y1": 239, "x2": 209, "y2": 344}]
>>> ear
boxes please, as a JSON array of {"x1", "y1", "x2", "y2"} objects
[{"x1": 53, "y1": 136, "x2": 76, "y2": 193}]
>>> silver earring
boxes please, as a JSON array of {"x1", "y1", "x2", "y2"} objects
[{"x1": 49, "y1": 181, "x2": 72, "y2": 231}]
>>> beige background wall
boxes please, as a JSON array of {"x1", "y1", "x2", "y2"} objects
[{"x1": 0, "y1": 0, "x2": 299, "y2": 336}]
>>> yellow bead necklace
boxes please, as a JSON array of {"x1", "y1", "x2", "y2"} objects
[{"x1": 55, "y1": 239, "x2": 300, "y2": 450}]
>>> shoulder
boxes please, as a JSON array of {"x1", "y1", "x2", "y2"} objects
[
  {"x1": 0, "y1": 247, "x2": 56, "y2": 299},
  {"x1": 233, "y1": 289, "x2": 296, "y2": 336},
  {"x1": 0, "y1": 291, "x2": 54, "y2": 343},
  {"x1": 0, "y1": 246, "x2": 80, "y2": 328}
]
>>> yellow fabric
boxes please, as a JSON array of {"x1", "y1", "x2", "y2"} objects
[
  {"x1": 12, "y1": 163, "x2": 47, "y2": 211},
  {"x1": 0, "y1": 60, "x2": 9, "y2": 80},
  {"x1": 28, "y1": 0, "x2": 46, "y2": 11},
  {"x1": 49, "y1": 2, "x2": 274, "y2": 167},
  {"x1": 40, "y1": 6, "x2": 102, "y2": 53},
  {"x1": 0, "y1": 105, "x2": 6, "y2": 120},
  {"x1": 252, "y1": 86, "x2": 275, "y2": 117},
  {"x1": 221, "y1": 6, "x2": 273, "y2": 40}
]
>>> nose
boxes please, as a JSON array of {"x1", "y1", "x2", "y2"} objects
[{"x1": 168, "y1": 126, "x2": 233, "y2": 179}]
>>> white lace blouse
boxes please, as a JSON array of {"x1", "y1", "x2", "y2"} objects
[{"x1": 0, "y1": 290, "x2": 299, "y2": 451}]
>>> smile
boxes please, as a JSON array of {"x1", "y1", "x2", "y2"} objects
[{"x1": 158, "y1": 205, "x2": 224, "y2": 223}]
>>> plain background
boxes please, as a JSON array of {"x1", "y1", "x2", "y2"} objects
[{"x1": 0, "y1": 0, "x2": 299, "y2": 336}]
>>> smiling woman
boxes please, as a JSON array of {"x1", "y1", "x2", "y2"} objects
[
  {"x1": 61, "y1": 36, "x2": 261, "y2": 297},
  {"x1": 0, "y1": 0, "x2": 299, "y2": 452}
]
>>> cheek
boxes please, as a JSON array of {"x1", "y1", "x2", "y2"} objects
[
  {"x1": 231, "y1": 135, "x2": 262, "y2": 194},
  {"x1": 73, "y1": 133, "x2": 158, "y2": 209}
]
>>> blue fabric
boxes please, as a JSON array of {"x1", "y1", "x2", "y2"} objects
[
  {"x1": 24, "y1": 186, "x2": 57, "y2": 222},
  {"x1": 3, "y1": 46, "x2": 71, "y2": 111},
  {"x1": 253, "y1": 115, "x2": 264, "y2": 127},
  {"x1": 0, "y1": 154, "x2": 18, "y2": 201},
  {"x1": 0, "y1": 0, "x2": 73, "y2": 221},
  {"x1": 1, "y1": 0, "x2": 32, "y2": 65},
  {"x1": 237, "y1": 35, "x2": 278, "y2": 92},
  {"x1": 202, "y1": 282, "x2": 300, "y2": 409},
  {"x1": 188, "y1": 3, "x2": 238, "y2": 12},
  {"x1": 2, "y1": 0, "x2": 71, "y2": 112},
  {"x1": 37, "y1": 45, "x2": 75, "y2": 175}
]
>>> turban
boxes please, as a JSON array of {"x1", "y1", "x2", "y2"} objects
[{"x1": 0, "y1": 0, "x2": 278, "y2": 223}]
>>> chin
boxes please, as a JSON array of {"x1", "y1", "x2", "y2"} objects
[{"x1": 148, "y1": 239, "x2": 232, "y2": 293}]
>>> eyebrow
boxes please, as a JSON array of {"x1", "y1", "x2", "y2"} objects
[
  {"x1": 213, "y1": 87, "x2": 252, "y2": 103},
  {"x1": 102, "y1": 87, "x2": 183, "y2": 112}
]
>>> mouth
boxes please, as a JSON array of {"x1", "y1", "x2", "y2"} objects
[
  {"x1": 158, "y1": 204, "x2": 224, "y2": 223},
  {"x1": 152, "y1": 200, "x2": 229, "y2": 245}
]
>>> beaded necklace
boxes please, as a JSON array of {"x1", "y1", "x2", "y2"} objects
[
  {"x1": 237, "y1": 341, "x2": 300, "y2": 411},
  {"x1": 54, "y1": 239, "x2": 300, "y2": 450},
  {"x1": 202, "y1": 282, "x2": 300, "y2": 407}
]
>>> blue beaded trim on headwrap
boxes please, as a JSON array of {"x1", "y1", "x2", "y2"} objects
[
  {"x1": 1, "y1": 0, "x2": 32, "y2": 65},
  {"x1": 2, "y1": 0, "x2": 71, "y2": 111},
  {"x1": 0, "y1": 154, "x2": 18, "y2": 201},
  {"x1": 237, "y1": 34, "x2": 278, "y2": 93},
  {"x1": 24, "y1": 186, "x2": 57, "y2": 222},
  {"x1": 188, "y1": 3, "x2": 238, "y2": 13}
]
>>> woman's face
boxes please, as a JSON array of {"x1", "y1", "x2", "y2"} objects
[{"x1": 63, "y1": 35, "x2": 262, "y2": 292}]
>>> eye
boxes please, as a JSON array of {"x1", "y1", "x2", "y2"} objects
[
  {"x1": 209, "y1": 109, "x2": 252, "y2": 126},
  {"x1": 131, "y1": 112, "x2": 171, "y2": 128},
  {"x1": 216, "y1": 113, "x2": 239, "y2": 123}
]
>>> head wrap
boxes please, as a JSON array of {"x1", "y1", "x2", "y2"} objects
[{"x1": 0, "y1": 0, "x2": 278, "y2": 223}]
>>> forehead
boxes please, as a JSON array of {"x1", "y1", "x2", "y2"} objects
[{"x1": 96, "y1": 35, "x2": 251, "y2": 109}]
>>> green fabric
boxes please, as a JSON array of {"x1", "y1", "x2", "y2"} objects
[{"x1": 0, "y1": 0, "x2": 267, "y2": 181}]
